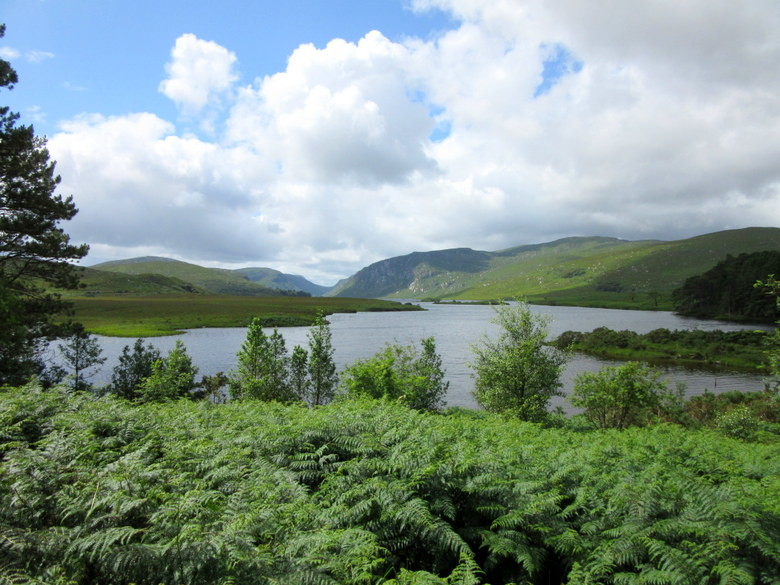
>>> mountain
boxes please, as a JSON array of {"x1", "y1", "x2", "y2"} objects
[
  {"x1": 235, "y1": 267, "x2": 331, "y2": 297},
  {"x1": 68, "y1": 266, "x2": 207, "y2": 296},
  {"x1": 89, "y1": 257, "x2": 326, "y2": 297},
  {"x1": 326, "y1": 227, "x2": 780, "y2": 310}
]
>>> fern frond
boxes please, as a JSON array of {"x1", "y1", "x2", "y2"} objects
[{"x1": 446, "y1": 551, "x2": 483, "y2": 585}]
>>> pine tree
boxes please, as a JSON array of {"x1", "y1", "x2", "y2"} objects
[
  {"x1": 230, "y1": 318, "x2": 294, "y2": 402},
  {"x1": 290, "y1": 345, "x2": 309, "y2": 401},
  {"x1": 108, "y1": 339, "x2": 162, "y2": 399},
  {"x1": 306, "y1": 313, "x2": 338, "y2": 405},
  {"x1": 58, "y1": 331, "x2": 106, "y2": 392},
  {"x1": 0, "y1": 24, "x2": 89, "y2": 384}
]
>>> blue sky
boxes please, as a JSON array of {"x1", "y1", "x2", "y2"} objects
[
  {"x1": 3, "y1": 0, "x2": 454, "y2": 137},
  {"x1": 2, "y1": 0, "x2": 779, "y2": 284}
]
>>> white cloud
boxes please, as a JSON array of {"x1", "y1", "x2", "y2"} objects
[
  {"x1": 0, "y1": 46, "x2": 54, "y2": 63},
  {"x1": 48, "y1": 1, "x2": 780, "y2": 284},
  {"x1": 27, "y1": 50, "x2": 54, "y2": 63},
  {"x1": 226, "y1": 31, "x2": 437, "y2": 186},
  {"x1": 159, "y1": 33, "x2": 238, "y2": 115},
  {"x1": 0, "y1": 47, "x2": 20, "y2": 60}
]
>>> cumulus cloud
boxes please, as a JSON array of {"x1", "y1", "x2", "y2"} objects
[
  {"x1": 48, "y1": 1, "x2": 780, "y2": 284},
  {"x1": 226, "y1": 31, "x2": 437, "y2": 186},
  {"x1": 159, "y1": 33, "x2": 238, "y2": 115}
]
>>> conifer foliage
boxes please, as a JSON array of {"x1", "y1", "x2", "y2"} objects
[{"x1": 0, "y1": 25, "x2": 89, "y2": 385}]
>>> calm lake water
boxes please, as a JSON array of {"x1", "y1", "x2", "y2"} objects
[{"x1": 73, "y1": 303, "x2": 771, "y2": 411}]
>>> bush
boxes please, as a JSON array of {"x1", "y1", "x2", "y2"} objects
[
  {"x1": 570, "y1": 361, "x2": 668, "y2": 429},
  {"x1": 715, "y1": 405, "x2": 761, "y2": 441},
  {"x1": 341, "y1": 337, "x2": 449, "y2": 411},
  {"x1": 137, "y1": 340, "x2": 199, "y2": 403}
]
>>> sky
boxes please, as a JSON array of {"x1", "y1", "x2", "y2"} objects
[{"x1": 2, "y1": 0, "x2": 779, "y2": 286}]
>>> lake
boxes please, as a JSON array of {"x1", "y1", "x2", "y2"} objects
[{"x1": 70, "y1": 303, "x2": 771, "y2": 411}]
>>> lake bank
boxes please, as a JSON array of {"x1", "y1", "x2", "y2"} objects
[{"x1": 65, "y1": 303, "x2": 771, "y2": 411}]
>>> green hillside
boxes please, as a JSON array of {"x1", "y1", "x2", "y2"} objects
[
  {"x1": 328, "y1": 227, "x2": 780, "y2": 310},
  {"x1": 90, "y1": 257, "x2": 288, "y2": 296},
  {"x1": 539, "y1": 227, "x2": 780, "y2": 309},
  {"x1": 57, "y1": 267, "x2": 206, "y2": 297}
]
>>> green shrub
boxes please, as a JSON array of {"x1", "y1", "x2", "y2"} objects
[
  {"x1": 341, "y1": 337, "x2": 448, "y2": 411},
  {"x1": 570, "y1": 361, "x2": 668, "y2": 429},
  {"x1": 715, "y1": 404, "x2": 761, "y2": 440}
]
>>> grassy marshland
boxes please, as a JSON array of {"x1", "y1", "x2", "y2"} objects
[{"x1": 69, "y1": 295, "x2": 422, "y2": 336}]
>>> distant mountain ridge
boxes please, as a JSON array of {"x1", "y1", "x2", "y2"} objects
[
  {"x1": 89, "y1": 257, "x2": 327, "y2": 297},
  {"x1": 234, "y1": 267, "x2": 331, "y2": 297},
  {"x1": 82, "y1": 227, "x2": 780, "y2": 309},
  {"x1": 325, "y1": 227, "x2": 780, "y2": 309}
]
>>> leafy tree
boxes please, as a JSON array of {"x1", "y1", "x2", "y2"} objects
[
  {"x1": 409, "y1": 336, "x2": 449, "y2": 411},
  {"x1": 570, "y1": 361, "x2": 668, "y2": 429},
  {"x1": 230, "y1": 317, "x2": 294, "y2": 402},
  {"x1": 0, "y1": 25, "x2": 89, "y2": 385},
  {"x1": 138, "y1": 340, "x2": 198, "y2": 402},
  {"x1": 199, "y1": 371, "x2": 229, "y2": 403},
  {"x1": 341, "y1": 337, "x2": 448, "y2": 411},
  {"x1": 470, "y1": 301, "x2": 567, "y2": 422},
  {"x1": 57, "y1": 331, "x2": 106, "y2": 392},
  {"x1": 107, "y1": 338, "x2": 161, "y2": 399},
  {"x1": 305, "y1": 313, "x2": 338, "y2": 406},
  {"x1": 290, "y1": 344, "x2": 309, "y2": 401}
]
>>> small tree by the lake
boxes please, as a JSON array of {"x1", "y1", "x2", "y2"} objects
[
  {"x1": 230, "y1": 317, "x2": 295, "y2": 402},
  {"x1": 341, "y1": 337, "x2": 449, "y2": 411},
  {"x1": 304, "y1": 313, "x2": 338, "y2": 406},
  {"x1": 58, "y1": 332, "x2": 106, "y2": 392},
  {"x1": 470, "y1": 301, "x2": 567, "y2": 422},
  {"x1": 138, "y1": 340, "x2": 199, "y2": 403},
  {"x1": 570, "y1": 361, "x2": 668, "y2": 429},
  {"x1": 107, "y1": 339, "x2": 162, "y2": 399}
]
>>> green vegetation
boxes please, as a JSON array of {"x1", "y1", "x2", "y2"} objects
[
  {"x1": 86, "y1": 256, "x2": 327, "y2": 296},
  {"x1": 554, "y1": 327, "x2": 772, "y2": 372},
  {"x1": 0, "y1": 384, "x2": 778, "y2": 585},
  {"x1": 106, "y1": 339, "x2": 162, "y2": 399},
  {"x1": 673, "y1": 251, "x2": 780, "y2": 323},
  {"x1": 89, "y1": 257, "x2": 299, "y2": 296},
  {"x1": 470, "y1": 302, "x2": 567, "y2": 422},
  {"x1": 571, "y1": 361, "x2": 675, "y2": 429},
  {"x1": 56, "y1": 332, "x2": 106, "y2": 392},
  {"x1": 0, "y1": 28, "x2": 89, "y2": 384},
  {"x1": 303, "y1": 312, "x2": 339, "y2": 406},
  {"x1": 229, "y1": 318, "x2": 296, "y2": 403},
  {"x1": 67, "y1": 295, "x2": 422, "y2": 337},
  {"x1": 329, "y1": 228, "x2": 780, "y2": 310},
  {"x1": 68, "y1": 266, "x2": 207, "y2": 296},
  {"x1": 341, "y1": 337, "x2": 449, "y2": 411},
  {"x1": 137, "y1": 340, "x2": 199, "y2": 403},
  {"x1": 2, "y1": 283, "x2": 779, "y2": 583}
]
